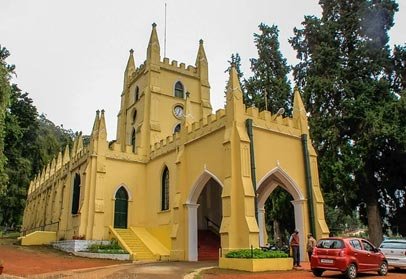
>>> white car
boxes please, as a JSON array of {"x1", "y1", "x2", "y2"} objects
[{"x1": 379, "y1": 239, "x2": 406, "y2": 269}]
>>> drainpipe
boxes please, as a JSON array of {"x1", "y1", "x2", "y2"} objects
[
  {"x1": 246, "y1": 119, "x2": 258, "y2": 222},
  {"x1": 301, "y1": 134, "x2": 316, "y2": 236}
]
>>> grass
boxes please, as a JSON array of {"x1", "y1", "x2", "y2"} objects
[{"x1": 0, "y1": 231, "x2": 20, "y2": 239}]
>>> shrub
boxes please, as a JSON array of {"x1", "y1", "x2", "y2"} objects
[
  {"x1": 87, "y1": 239, "x2": 128, "y2": 254},
  {"x1": 225, "y1": 248, "x2": 288, "y2": 259}
]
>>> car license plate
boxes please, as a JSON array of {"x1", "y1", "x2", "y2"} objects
[{"x1": 321, "y1": 259, "x2": 334, "y2": 264}]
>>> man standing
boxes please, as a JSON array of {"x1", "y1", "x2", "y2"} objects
[
  {"x1": 307, "y1": 233, "x2": 317, "y2": 261},
  {"x1": 290, "y1": 229, "x2": 301, "y2": 267}
]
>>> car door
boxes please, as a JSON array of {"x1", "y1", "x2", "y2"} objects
[
  {"x1": 361, "y1": 240, "x2": 381, "y2": 270},
  {"x1": 349, "y1": 239, "x2": 367, "y2": 270}
]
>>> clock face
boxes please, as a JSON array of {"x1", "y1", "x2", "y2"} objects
[{"x1": 173, "y1": 105, "x2": 184, "y2": 118}]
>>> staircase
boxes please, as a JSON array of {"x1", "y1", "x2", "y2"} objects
[
  {"x1": 113, "y1": 228, "x2": 155, "y2": 260},
  {"x1": 198, "y1": 230, "x2": 220, "y2": 261}
]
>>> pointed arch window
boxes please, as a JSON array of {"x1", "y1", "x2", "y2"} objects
[
  {"x1": 131, "y1": 128, "x2": 136, "y2": 152},
  {"x1": 161, "y1": 167, "x2": 170, "y2": 211},
  {"x1": 132, "y1": 109, "x2": 137, "y2": 124},
  {"x1": 174, "y1": 123, "x2": 181, "y2": 134},
  {"x1": 114, "y1": 186, "x2": 129, "y2": 228},
  {"x1": 134, "y1": 86, "x2": 139, "y2": 102},
  {"x1": 71, "y1": 174, "x2": 80, "y2": 214},
  {"x1": 174, "y1": 81, "x2": 184, "y2": 98}
]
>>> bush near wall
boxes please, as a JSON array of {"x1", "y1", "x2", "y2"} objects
[{"x1": 225, "y1": 248, "x2": 288, "y2": 259}]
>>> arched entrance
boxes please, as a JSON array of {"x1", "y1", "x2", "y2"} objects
[
  {"x1": 186, "y1": 170, "x2": 223, "y2": 261},
  {"x1": 257, "y1": 167, "x2": 306, "y2": 261},
  {"x1": 114, "y1": 186, "x2": 129, "y2": 228}
]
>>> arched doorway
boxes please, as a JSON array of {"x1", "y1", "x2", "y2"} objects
[
  {"x1": 114, "y1": 187, "x2": 129, "y2": 228},
  {"x1": 257, "y1": 167, "x2": 306, "y2": 261},
  {"x1": 186, "y1": 170, "x2": 223, "y2": 261}
]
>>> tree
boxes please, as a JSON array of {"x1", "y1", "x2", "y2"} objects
[
  {"x1": 265, "y1": 187, "x2": 294, "y2": 244},
  {"x1": 245, "y1": 23, "x2": 292, "y2": 113},
  {"x1": 2, "y1": 87, "x2": 39, "y2": 227},
  {"x1": 290, "y1": 0, "x2": 406, "y2": 244},
  {"x1": 224, "y1": 53, "x2": 244, "y2": 93},
  {"x1": 0, "y1": 47, "x2": 75, "y2": 228},
  {"x1": 0, "y1": 46, "x2": 14, "y2": 194}
]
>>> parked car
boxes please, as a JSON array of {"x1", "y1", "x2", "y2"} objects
[
  {"x1": 379, "y1": 238, "x2": 406, "y2": 269},
  {"x1": 311, "y1": 237, "x2": 388, "y2": 279}
]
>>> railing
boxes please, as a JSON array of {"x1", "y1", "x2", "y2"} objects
[
  {"x1": 21, "y1": 221, "x2": 59, "y2": 236},
  {"x1": 204, "y1": 216, "x2": 220, "y2": 235}
]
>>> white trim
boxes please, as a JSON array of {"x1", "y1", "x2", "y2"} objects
[
  {"x1": 112, "y1": 184, "x2": 133, "y2": 201},
  {"x1": 256, "y1": 167, "x2": 306, "y2": 261},
  {"x1": 186, "y1": 169, "x2": 223, "y2": 261},
  {"x1": 186, "y1": 169, "x2": 223, "y2": 204},
  {"x1": 257, "y1": 167, "x2": 304, "y2": 202}
]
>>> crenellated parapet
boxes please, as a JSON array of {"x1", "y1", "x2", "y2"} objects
[
  {"x1": 160, "y1": 58, "x2": 198, "y2": 76},
  {"x1": 245, "y1": 106, "x2": 302, "y2": 138},
  {"x1": 149, "y1": 109, "x2": 226, "y2": 159},
  {"x1": 185, "y1": 109, "x2": 226, "y2": 142},
  {"x1": 26, "y1": 134, "x2": 89, "y2": 200},
  {"x1": 127, "y1": 57, "x2": 199, "y2": 89}
]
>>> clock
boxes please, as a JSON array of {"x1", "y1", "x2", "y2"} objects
[{"x1": 173, "y1": 105, "x2": 184, "y2": 118}]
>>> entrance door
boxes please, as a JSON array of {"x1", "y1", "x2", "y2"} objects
[{"x1": 114, "y1": 187, "x2": 128, "y2": 228}]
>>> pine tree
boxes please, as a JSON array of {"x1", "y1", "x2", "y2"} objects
[
  {"x1": 245, "y1": 23, "x2": 291, "y2": 113},
  {"x1": 290, "y1": 0, "x2": 406, "y2": 244}
]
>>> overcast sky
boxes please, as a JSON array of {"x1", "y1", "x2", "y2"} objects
[{"x1": 1, "y1": 1, "x2": 405, "y2": 140}]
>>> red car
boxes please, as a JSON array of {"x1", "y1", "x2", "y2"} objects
[{"x1": 311, "y1": 237, "x2": 388, "y2": 279}]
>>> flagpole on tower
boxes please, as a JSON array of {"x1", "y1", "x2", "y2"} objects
[{"x1": 164, "y1": 2, "x2": 167, "y2": 58}]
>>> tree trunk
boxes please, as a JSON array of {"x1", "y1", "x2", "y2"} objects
[
  {"x1": 362, "y1": 169, "x2": 384, "y2": 246},
  {"x1": 273, "y1": 219, "x2": 282, "y2": 246},
  {"x1": 367, "y1": 202, "x2": 383, "y2": 246}
]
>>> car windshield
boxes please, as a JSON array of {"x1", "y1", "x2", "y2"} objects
[
  {"x1": 380, "y1": 241, "x2": 406, "y2": 249},
  {"x1": 316, "y1": 239, "x2": 344, "y2": 249}
]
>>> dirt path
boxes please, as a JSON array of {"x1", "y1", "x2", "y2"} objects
[
  {"x1": 1, "y1": 239, "x2": 405, "y2": 279},
  {"x1": 0, "y1": 240, "x2": 126, "y2": 277}
]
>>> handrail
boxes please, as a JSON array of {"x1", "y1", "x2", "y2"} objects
[
  {"x1": 21, "y1": 221, "x2": 59, "y2": 236},
  {"x1": 205, "y1": 216, "x2": 220, "y2": 233}
]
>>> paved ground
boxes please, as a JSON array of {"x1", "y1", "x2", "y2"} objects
[{"x1": 1, "y1": 239, "x2": 406, "y2": 279}]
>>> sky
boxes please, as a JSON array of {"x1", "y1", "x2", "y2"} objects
[{"x1": 1, "y1": 0, "x2": 405, "y2": 140}]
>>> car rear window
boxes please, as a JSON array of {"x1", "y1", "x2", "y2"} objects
[
  {"x1": 380, "y1": 241, "x2": 406, "y2": 249},
  {"x1": 316, "y1": 239, "x2": 344, "y2": 249}
]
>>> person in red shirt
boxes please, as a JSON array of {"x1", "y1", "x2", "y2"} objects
[{"x1": 290, "y1": 229, "x2": 301, "y2": 267}]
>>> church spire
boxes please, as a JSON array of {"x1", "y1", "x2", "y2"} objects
[
  {"x1": 124, "y1": 49, "x2": 136, "y2": 86},
  {"x1": 91, "y1": 110, "x2": 100, "y2": 137},
  {"x1": 292, "y1": 86, "x2": 309, "y2": 133},
  {"x1": 225, "y1": 64, "x2": 244, "y2": 120},
  {"x1": 147, "y1": 23, "x2": 161, "y2": 63},
  {"x1": 195, "y1": 39, "x2": 207, "y2": 66},
  {"x1": 98, "y1": 109, "x2": 107, "y2": 139}
]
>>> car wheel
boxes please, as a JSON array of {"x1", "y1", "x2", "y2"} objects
[
  {"x1": 345, "y1": 264, "x2": 357, "y2": 279},
  {"x1": 378, "y1": 261, "x2": 388, "y2": 276},
  {"x1": 312, "y1": 269, "x2": 324, "y2": 277}
]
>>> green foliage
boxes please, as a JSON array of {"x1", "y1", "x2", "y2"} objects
[
  {"x1": 290, "y1": 0, "x2": 406, "y2": 243},
  {"x1": 224, "y1": 53, "x2": 244, "y2": 95},
  {"x1": 0, "y1": 46, "x2": 14, "y2": 194},
  {"x1": 225, "y1": 248, "x2": 288, "y2": 259},
  {"x1": 87, "y1": 239, "x2": 128, "y2": 254},
  {"x1": 0, "y1": 47, "x2": 75, "y2": 228},
  {"x1": 265, "y1": 187, "x2": 294, "y2": 244},
  {"x1": 245, "y1": 23, "x2": 292, "y2": 114}
]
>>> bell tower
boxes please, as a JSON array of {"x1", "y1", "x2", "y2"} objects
[{"x1": 115, "y1": 23, "x2": 213, "y2": 157}]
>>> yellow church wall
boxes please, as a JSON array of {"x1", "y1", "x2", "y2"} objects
[
  {"x1": 22, "y1": 24, "x2": 329, "y2": 263},
  {"x1": 97, "y1": 156, "x2": 147, "y2": 239},
  {"x1": 253, "y1": 128, "x2": 305, "y2": 186},
  {"x1": 146, "y1": 225, "x2": 172, "y2": 250}
]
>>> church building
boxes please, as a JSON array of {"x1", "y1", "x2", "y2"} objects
[{"x1": 21, "y1": 23, "x2": 329, "y2": 261}]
